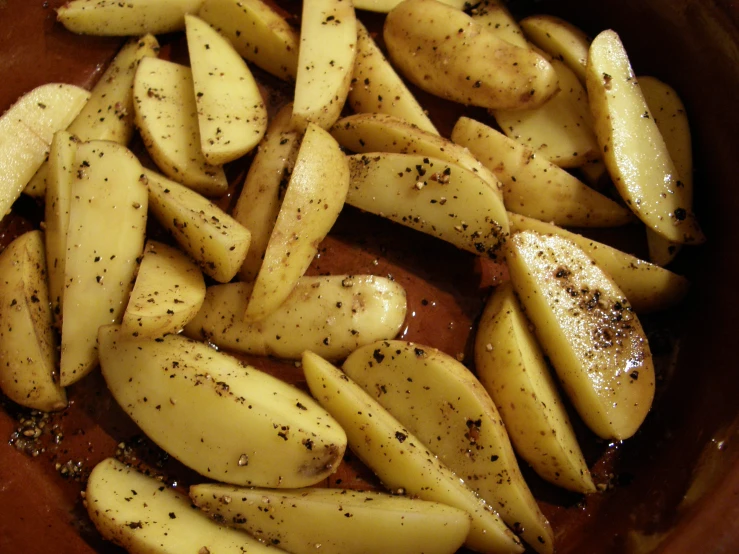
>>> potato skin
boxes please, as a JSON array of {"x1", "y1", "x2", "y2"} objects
[{"x1": 383, "y1": 0, "x2": 558, "y2": 110}]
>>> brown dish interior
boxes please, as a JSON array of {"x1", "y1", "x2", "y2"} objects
[{"x1": 1, "y1": 0, "x2": 739, "y2": 553}]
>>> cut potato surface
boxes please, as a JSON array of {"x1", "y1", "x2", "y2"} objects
[
  {"x1": 505, "y1": 231, "x2": 655, "y2": 440},
  {"x1": 520, "y1": 15, "x2": 590, "y2": 83},
  {"x1": 121, "y1": 240, "x2": 206, "y2": 339},
  {"x1": 99, "y1": 327, "x2": 347, "y2": 488},
  {"x1": 133, "y1": 57, "x2": 227, "y2": 196},
  {"x1": 0, "y1": 83, "x2": 89, "y2": 217},
  {"x1": 471, "y1": 0, "x2": 528, "y2": 48},
  {"x1": 384, "y1": 0, "x2": 558, "y2": 110},
  {"x1": 245, "y1": 123, "x2": 349, "y2": 321},
  {"x1": 145, "y1": 169, "x2": 251, "y2": 283},
  {"x1": 186, "y1": 14, "x2": 267, "y2": 165},
  {"x1": 185, "y1": 276, "x2": 406, "y2": 360},
  {"x1": 86, "y1": 458, "x2": 278, "y2": 554},
  {"x1": 198, "y1": 0, "x2": 300, "y2": 81},
  {"x1": 302, "y1": 351, "x2": 524, "y2": 554},
  {"x1": 587, "y1": 30, "x2": 703, "y2": 244},
  {"x1": 475, "y1": 283, "x2": 595, "y2": 493},
  {"x1": 60, "y1": 141, "x2": 147, "y2": 386},
  {"x1": 346, "y1": 152, "x2": 508, "y2": 258},
  {"x1": 190, "y1": 485, "x2": 471, "y2": 554},
  {"x1": 452, "y1": 117, "x2": 631, "y2": 227},
  {"x1": 58, "y1": 0, "x2": 204, "y2": 35},
  {"x1": 343, "y1": 340, "x2": 554, "y2": 554},
  {"x1": 509, "y1": 213, "x2": 690, "y2": 313},
  {"x1": 0, "y1": 231, "x2": 66, "y2": 412}
]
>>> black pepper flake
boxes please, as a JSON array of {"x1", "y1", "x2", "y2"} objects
[
  {"x1": 169, "y1": 512, "x2": 176, "y2": 519},
  {"x1": 395, "y1": 431, "x2": 407, "y2": 443},
  {"x1": 372, "y1": 349, "x2": 385, "y2": 363},
  {"x1": 674, "y1": 208, "x2": 687, "y2": 221}
]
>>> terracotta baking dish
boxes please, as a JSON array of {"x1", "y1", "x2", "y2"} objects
[{"x1": 1, "y1": 0, "x2": 738, "y2": 553}]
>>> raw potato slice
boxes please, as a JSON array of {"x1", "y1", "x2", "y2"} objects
[
  {"x1": 302, "y1": 351, "x2": 524, "y2": 554},
  {"x1": 44, "y1": 131, "x2": 78, "y2": 329},
  {"x1": 185, "y1": 276, "x2": 407, "y2": 360},
  {"x1": 343, "y1": 340, "x2": 553, "y2": 554},
  {"x1": 133, "y1": 57, "x2": 227, "y2": 196},
  {"x1": 186, "y1": 14, "x2": 267, "y2": 165},
  {"x1": 144, "y1": 169, "x2": 251, "y2": 283},
  {"x1": 346, "y1": 153, "x2": 509, "y2": 258},
  {"x1": 640, "y1": 76, "x2": 693, "y2": 266},
  {"x1": 245, "y1": 124, "x2": 349, "y2": 321},
  {"x1": 99, "y1": 327, "x2": 347, "y2": 488},
  {"x1": 85, "y1": 458, "x2": 277, "y2": 554},
  {"x1": 190, "y1": 485, "x2": 471, "y2": 554},
  {"x1": 349, "y1": 21, "x2": 438, "y2": 135},
  {"x1": 492, "y1": 59, "x2": 599, "y2": 168},
  {"x1": 331, "y1": 113, "x2": 502, "y2": 199},
  {"x1": 291, "y1": 0, "x2": 357, "y2": 131},
  {"x1": 475, "y1": 283, "x2": 596, "y2": 493},
  {"x1": 505, "y1": 230, "x2": 656, "y2": 440},
  {"x1": 121, "y1": 240, "x2": 206, "y2": 339},
  {"x1": 520, "y1": 15, "x2": 590, "y2": 83},
  {"x1": 0, "y1": 83, "x2": 89, "y2": 217},
  {"x1": 198, "y1": 0, "x2": 299, "y2": 81},
  {"x1": 60, "y1": 141, "x2": 147, "y2": 387},
  {"x1": 25, "y1": 35, "x2": 160, "y2": 198},
  {"x1": 352, "y1": 0, "x2": 468, "y2": 12},
  {"x1": 451, "y1": 116, "x2": 632, "y2": 227},
  {"x1": 57, "y1": 0, "x2": 204, "y2": 35},
  {"x1": 232, "y1": 103, "x2": 300, "y2": 281},
  {"x1": 0, "y1": 231, "x2": 66, "y2": 412},
  {"x1": 509, "y1": 213, "x2": 690, "y2": 313},
  {"x1": 470, "y1": 0, "x2": 528, "y2": 48},
  {"x1": 383, "y1": 0, "x2": 558, "y2": 110},
  {"x1": 586, "y1": 30, "x2": 703, "y2": 244}
]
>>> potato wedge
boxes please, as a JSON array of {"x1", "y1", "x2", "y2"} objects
[
  {"x1": 99, "y1": 326, "x2": 347, "y2": 487},
  {"x1": 44, "y1": 131, "x2": 78, "y2": 330},
  {"x1": 133, "y1": 57, "x2": 227, "y2": 196},
  {"x1": 245, "y1": 124, "x2": 348, "y2": 321},
  {"x1": 25, "y1": 35, "x2": 160, "y2": 197},
  {"x1": 383, "y1": 0, "x2": 558, "y2": 110},
  {"x1": 121, "y1": 240, "x2": 206, "y2": 339},
  {"x1": 331, "y1": 113, "x2": 502, "y2": 199},
  {"x1": 0, "y1": 231, "x2": 66, "y2": 412},
  {"x1": 492, "y1": 58, "x2": 599, "y2": 168},
  {"x1": 586, "y1": 30, "x2": 703, "y2": 244},
  {"x1": 291, "y1": 0, "x2": 357, "y2": 131},
  {"x1": 185, "y1": 276, "x2": 406, "y2": 360},
  {"x1": 60, "y1": 141, "x2": 147, "y2": 386},
  {"x1": 475, "y1": 283, "x2": 595, "y2": 493},
  {"x1": 346, "y1": 153, "x2": 509, "y2": 258},
  {"x1": 186, "y1": 14, "x2": 267, "y2": 165},
  {"x1": 0, "y1": 83, "x2": 89, "y2": 217},
  {"x1": 349, "y1": 21, "x2": 438, "y2": 135},
  {"x1": 640, "y1": 75, "x2": 693, "y2": 266},
  {"x1": 343, "y1": 340, "x2": 553, "y2": 554},
  {"x1": 505, "y1": 230, "x2": 655, "y2": 440},
  {"x1": 232, "y1": 103, "x2": 299, "y2": 281},
  {"x1": 302, "y1": 351, "x2": 523, "y2": 554},
  {"x1": 198, "y1": 0, "x2": 299, "y2": 81},
  {"x1": 520, "y1": 15, "x2": 590, "y2": 84},
  {"x1": 352, "y1": 0, "x2": 468, "y2": 12},
  {"x1": 470, "y1": 0, "x2": 528, "y2": 48},
  {"x1": 451, "y1": 116, "x2": 632, "y2": 227},
  {"x1": 144, "y1": 169, "x2": 251, "y2": 283},
  {"x1": 508, "y1": 213, "x2": 690, "y2": 313},
  {"x1": 57, "y1": 0, "x2": 204, "y2": 35},
  {"x1": 190, "y1": 485, "x2": 471, "y2": 554},
  {"x1": 86, "y1": 458, "x2": 276, "y2": 554}
]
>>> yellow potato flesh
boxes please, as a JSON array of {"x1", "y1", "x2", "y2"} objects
[
  {"x1": 190, "y1": 485, "x2": 471, "y2": 554},
  {"x1": 343, "y1": 339, "x2": 553, "y2": 554},
  {"x1": 470, "y1": 0, "x2": 528, "y2": 48},
  {"x1": 505, "y1": 230, "x2": 655, "y2": 440},
  {"x1": 475, "y1": 283, "x2": 595, "y2": 493},
  {"x1": 185, "y1": 276, "x2": 406, "y2": 360},
  {"x1": 587, "y1": 30, "x2": 703, "y2": 244},
  {"x1": 520, "y1": 15, "x2": 590, "y2": 84},
  {"x1": 302, "y1": 351, "x2": 524, "y2": 554}
]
